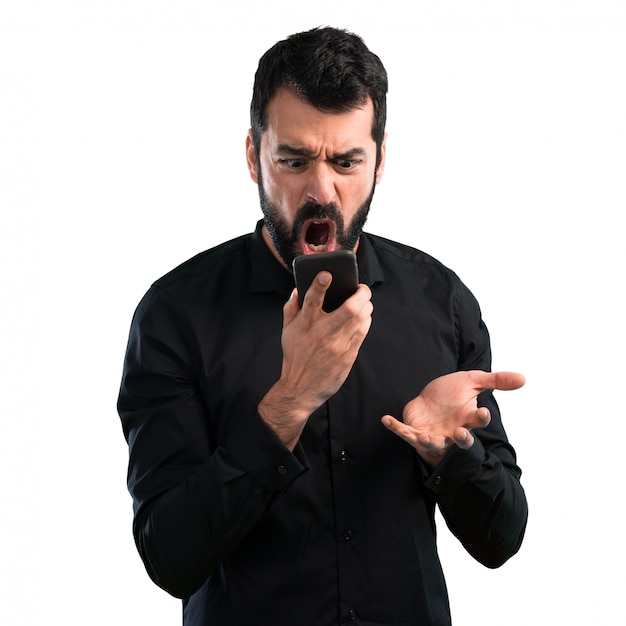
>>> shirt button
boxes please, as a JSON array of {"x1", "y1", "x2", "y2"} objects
[
  {"x1": 434, "y1": 475, "x2": 443, "y2": 485},
  {"x1": 347, "y1": 609, "x2": 357, "y2": 620},
  {"x1": 343, "y1": 529, "x2": 353, "y2": 541},
  {"x1": 339, "y1": 450, "x2": 347, "y2": 462},
  {"x1": 277, "y1": 465, "x2": 288, "y2": 476}
]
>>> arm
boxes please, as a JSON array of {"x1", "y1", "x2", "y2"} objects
[
  {"x1": 117, "y1": 285, "x2": 306, "y2": 598},
  {"x1": 429, "y1": 396, "x2": 528, "y2": 568},
  {"x1": 118, "y1": 274, "x2": 373, "y2": 597},
  {"x1": 382, "y1": 283, "x2": 528, "y2": 567},
  {"x1": 258, "y1": 272, "x2": 373, "y2": 450}
]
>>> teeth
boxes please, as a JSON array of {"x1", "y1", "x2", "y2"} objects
[{"x1": 309, "y1": 243, "x2": 326, "y2": 251}]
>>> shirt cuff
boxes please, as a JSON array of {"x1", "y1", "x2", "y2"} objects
[
  {"x1": 224, "y1": 398, "x2": 308, "y2": 492},
  {"x1": 424, "y1": 437, "x2": 486, "y2": 495}
]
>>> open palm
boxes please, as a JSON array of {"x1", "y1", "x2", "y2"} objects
[{"x1": 382, "y1": 370, "x2": 525, "y2": 467}]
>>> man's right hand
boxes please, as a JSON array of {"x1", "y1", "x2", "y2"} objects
[{"x1": 258, "y1": 271, "x2": 373, "y2": 450}]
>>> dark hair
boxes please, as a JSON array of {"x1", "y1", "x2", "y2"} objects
[{"x1": 250, "y1": 27, "x2": 388, "y2": 167}]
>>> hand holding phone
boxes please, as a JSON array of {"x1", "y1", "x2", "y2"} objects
[{"x1": 292, "y1": 251, "x2": 359, "y2": 312}]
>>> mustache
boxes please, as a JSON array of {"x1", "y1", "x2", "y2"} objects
[{"x1": 291, "y1": 202, "x2": 345, "y2": 236}]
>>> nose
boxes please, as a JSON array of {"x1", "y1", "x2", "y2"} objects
[{"x1": 305, "y1": 162, "x2": 336, "y2": 206}]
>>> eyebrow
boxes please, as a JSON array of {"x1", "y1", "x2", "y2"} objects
[{"x1": 275, "y1": 144, "x2": 366, "y2": 160}]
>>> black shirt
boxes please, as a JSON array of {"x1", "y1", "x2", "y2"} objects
[{"x1": 117, "y1": 221, "x2": 527, "y2": 626}]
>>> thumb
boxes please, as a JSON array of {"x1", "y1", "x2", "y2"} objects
[
  {"x1": 482, "y1": 371, "x2": 526, "y2": 391},
  {"x1": 466, "y1": 370, "x2": 526, "y2": 392}
]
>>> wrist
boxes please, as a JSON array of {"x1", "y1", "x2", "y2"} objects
[{"x1": 258, "y1": 381, "x2": 312, "y2": 451}]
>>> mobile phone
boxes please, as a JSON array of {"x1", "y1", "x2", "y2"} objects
[{"x1": 292, "y1": 250, "x2": 359, "y2": 312}]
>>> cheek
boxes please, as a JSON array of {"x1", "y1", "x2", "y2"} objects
[
  {"x1": 340, "y1": 176, "x2": 373, "y2": 211},
  {"x1": 266, "y1": 173, "x2": 302, "y2": 210}
]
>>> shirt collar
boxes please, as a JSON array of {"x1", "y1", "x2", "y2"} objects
[
  {"x1": 249, "y1": 219, "x2": 385, "y2": 296},
  {"x1": 355, "y1": 233, "x2": 385, "y2": 287}
]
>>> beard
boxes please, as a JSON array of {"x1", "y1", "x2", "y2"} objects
[{"x1": 258, "y1": 173, "x2": 376, "y2": 269}]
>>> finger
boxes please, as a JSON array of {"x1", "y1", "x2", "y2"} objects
[
  {"x1": 326, "y1": 284, "x2": 373, "y2": 340},
  {"x1": 472, "y1": 370, "x2": 526, "y2": 392},
  {"x1": 383, "y1": 416, "x2": 448, "y2": 451},
  {"x1": 381, "y1": 415, "x2": 421, "y2": 447},
  {"x1": 332, "y1": 284, "x2": 372, "y2": 321},
  {"x1": 459, "y1": 406, "x2": 491, "y2": 430},
  {"x1": 352, "y1": 283, "x2": 373, "y2": 305},
  {"x1": 464, "y1": 407, "x2": 491, "y2": 430},
  {"x1": 344, "y1": 289, "x2": 373, "y2": 337},
  {"x1": 302, "y1": 271, "x2": 332, "y2": 313},
  {"x1": 417, "y1": 432, "x2": 452, "y2": 452},
  {"x1": 452, "y1": 427, "x2": 475, "y2": 450},
  {"x1": 476, "y1": 407, "x2": 491, "y2": 428},
  {"x1": 282, "y1": 289, "x2": 300, "y2": 328},
  {"x1": 381, "y1": 414, "x2": 404, "y2": 434}
]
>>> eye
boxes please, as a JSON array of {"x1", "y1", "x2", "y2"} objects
[
  {"x1": 335, "y1": 159, "x2": 360, "y2": 171},
  {"x1": 280, "y1": 158, "x2": 307, "y2": 170}
]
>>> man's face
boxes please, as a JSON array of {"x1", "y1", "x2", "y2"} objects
[{"x1": 246, "y1": 88, "x2": 386, "y2": 269}]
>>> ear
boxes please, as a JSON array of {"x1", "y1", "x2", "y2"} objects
[
  {"x1": 375, "y1": 132, "x2": 388, "y2": 184},
  {"x1": 246, "y1": 129, "x2": 259, "y2": 184}
]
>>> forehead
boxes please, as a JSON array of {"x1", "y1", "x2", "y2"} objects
[{"x1": 263, "y1": 88, "x2": 376, "y2": 151}]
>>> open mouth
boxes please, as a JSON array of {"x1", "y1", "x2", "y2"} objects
[{"x1": 301, "y1": 219, "x2": 337, "y2": 254}]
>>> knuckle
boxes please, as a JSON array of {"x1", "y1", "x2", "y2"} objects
[{"x1": 342, "y1": 298, "x2": 360, "y2": 316}]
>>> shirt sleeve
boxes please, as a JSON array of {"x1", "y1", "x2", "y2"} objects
[
  {"x1": 424, "y1": 278, "x2": 528, "y2": 568},
  {"x1": 117, "y1": 285, "x2": 307, "y2": 598}
]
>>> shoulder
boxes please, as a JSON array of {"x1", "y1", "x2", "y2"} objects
[
  {"x1": 364, "y1": 232, "x2": 490, "y2": 354},
  {"x1": 129, "y1": 233, "x2": 252, "y2": 326},
  {"x1": 363, "y1": 232, "x2": 461, "y2": 285},
  {"x1": 362, "y1": 231, "x2": 483, "y2": 321},
  {"x1": 365, "y1": 232, "x2": 444, "y2": 263},
  {"x1": 152, "y1": 233, "x2": 251, "y2": 292}
]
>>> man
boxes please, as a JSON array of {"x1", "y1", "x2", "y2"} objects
[{"x1": 118, "y1": 26, "x2": 528, "y2": 625}]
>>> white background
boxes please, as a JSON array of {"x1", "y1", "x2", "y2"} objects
[{"x1": 1, "y1": 1, "x2": 625, "y2": 624}]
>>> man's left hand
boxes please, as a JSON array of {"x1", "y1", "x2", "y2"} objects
[{"x1": 381, "y1": 370, "x2": 525, "y2": 468}]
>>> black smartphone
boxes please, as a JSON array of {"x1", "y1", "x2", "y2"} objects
[{"x1": 292, "y1": 250, "x2": 359, "y2": 312}]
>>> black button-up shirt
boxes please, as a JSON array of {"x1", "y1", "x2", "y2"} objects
[{"x1": 118, "y1": 221, "x2": 527, "y2": 626}]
